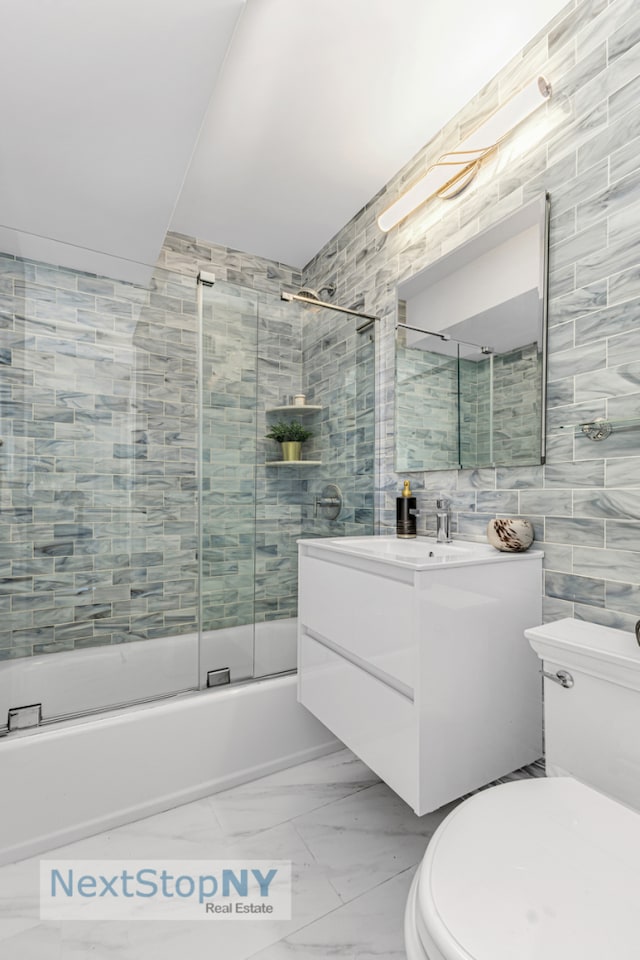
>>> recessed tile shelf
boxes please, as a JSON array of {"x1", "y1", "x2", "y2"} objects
[
  {"x1": 267, "y1": 405, "x2": 323, "y2": 413},
  {"x1": 265, "y1": 460, "x2": 322, "y2": 466}
]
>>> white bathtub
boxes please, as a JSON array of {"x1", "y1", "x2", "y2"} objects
[
  {"x1": 0, "y1": 622, "x2": 338, "y2": 866},
  {"x1": 0, "y1": 619, "x2": 298, "y2": 727}
]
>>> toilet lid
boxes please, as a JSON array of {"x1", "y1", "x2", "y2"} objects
[{"x1": 418, "y1": 777, "x2": 640, "y2": 960}]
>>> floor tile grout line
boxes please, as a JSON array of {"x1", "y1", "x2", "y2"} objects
[
  {"x1": 242, "y1": 864, "x2": 419, "y2": 960},
  {"x1": 209, "y1": 780, "x2": 383, "y2": 842}
]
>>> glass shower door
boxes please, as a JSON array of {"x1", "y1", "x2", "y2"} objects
[
  {"x1": 198, "y1": 280, "x2": 258, "y2": 686},
  {"x1": 0, "y1": 248, "x2": 202, "y2": 732}
]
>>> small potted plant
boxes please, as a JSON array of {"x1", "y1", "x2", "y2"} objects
[{"x1": 266, "y1": 419, "x2": 313, "y2": 461}]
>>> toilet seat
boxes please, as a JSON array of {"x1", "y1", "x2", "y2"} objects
[{"x1": 409, "y1": 777, "x2": 640, "y2": 960}]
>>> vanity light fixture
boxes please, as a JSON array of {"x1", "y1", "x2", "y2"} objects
[{"x1": 377, "y1": 76, "x2": 551, "y2": 232}]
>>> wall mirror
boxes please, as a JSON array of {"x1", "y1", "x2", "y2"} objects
[{"x1": 395, "y1": 193, "x2": 550, "y2": 472}]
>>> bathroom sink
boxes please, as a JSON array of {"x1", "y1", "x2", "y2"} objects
[{"x1": 310, "y1": 535, "x2": 521, "y2": 569}]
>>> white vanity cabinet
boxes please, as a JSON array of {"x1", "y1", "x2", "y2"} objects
[{"x1": 297, "y1": 537, "x2": 543, "y2": 815}]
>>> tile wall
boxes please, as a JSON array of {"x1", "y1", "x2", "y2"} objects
[
  {"x1": 0, "y1": 254, "x2": 201, "y2": 660},
  {"x1": 0, "y1": 229, "x2": 374, "y2": 662},
  {"x1": 303, "y1": 0, "x2": 640, "y2": 630}
]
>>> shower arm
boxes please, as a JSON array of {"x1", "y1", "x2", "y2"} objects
[{"x1": 281, "y1": 290, "x2": 378, "y2": 324}]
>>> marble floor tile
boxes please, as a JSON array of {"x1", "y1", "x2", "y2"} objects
[
  {"x1": 245, "y1": 867, "x2": 415, "y2": 960},
  {"x1": 1, "y1": 920, "x2": 62, "y2": 959},
  {"x1": 208, "y1": 748, "x2": 381, "y2": 838},
  {"x1": 0, "y1": 749, "x2": 443, "y2": 960},
  {"x1": 0, "y1": 918, "x2": 41, "y2": 945},
  {"x1": 49, "y1": 793, "x2": 226, "y2": 860},
  {"x1": 54, "y1": 820, "x2": 343, "y2": 960},
  {"x1": 292, "y1": 781, "x2": 456, "y2": 903},
  {"x1": 0, "y1": 856, "x2": 42, "y2": 923}
]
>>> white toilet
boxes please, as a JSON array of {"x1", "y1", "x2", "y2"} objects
[{"x1": 405, "y1": 617, "x2": 640, "y2": 960}]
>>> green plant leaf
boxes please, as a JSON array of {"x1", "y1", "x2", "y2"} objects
[{"x1": 265, "y1": 419, "x2": 313, "y2": 442}]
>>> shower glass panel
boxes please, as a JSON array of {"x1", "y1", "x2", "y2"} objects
[
  {"x1": 300, "y1": 304, "x2": 377, "y2": 536},
  {"x1": 0, "y1": 247, "x2": 202, "y2": 732},
  {"x1": 197, "y1": 287, "x2": 377, "y2": 685},
  {"x1": 199, "y1": 280, "x2": 258, "y2": 684},
  {"x1": 0, "y1": 241, "x2": 377, "y2": 735}
]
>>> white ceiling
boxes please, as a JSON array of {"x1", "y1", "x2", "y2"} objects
[{"x1": 1, "y1": 0, "x2": 569, "y2": 281}]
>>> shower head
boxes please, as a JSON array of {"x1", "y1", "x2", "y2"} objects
[{"x1": 284, "y1": 284, "x2": 336, "y2": 302}]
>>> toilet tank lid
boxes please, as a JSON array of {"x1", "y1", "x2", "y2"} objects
[
  {"x1": 419, "y1": 778, "x2": 640, "y2": 960},
  {"x1": 525, "y1": 618, "x2": 640, "y2": 690}
]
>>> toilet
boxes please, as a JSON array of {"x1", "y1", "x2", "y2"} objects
[{"x1": 405, "y1": 617, "x2": 640, "y2": 960}]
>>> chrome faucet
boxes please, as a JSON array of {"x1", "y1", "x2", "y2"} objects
[{"x1": 435, "y1": 497, "x2": 452, "y2": 543}]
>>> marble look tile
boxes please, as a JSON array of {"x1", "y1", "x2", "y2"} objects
[
  {"x1": 577, "y1": 0, "x2": 635, "y2": 61},
  {"x1": 609, "y1": 264, "x2": 640, "y2": 303},
  {"x1": 0, "y1": 918, "x2": 40, "y2": 945},
  {"x1": 574, "y1": 489, "x2": 640, "y2": 519},
  {"x1": 0, "y1": 793, "x2": 346, "y2": 960},
  {"x1": 549, "y1": 221, "x2": 608, "y2": 278},
  {"x1": 545, "y1": 570, "x2": 605, "y2": 607},
  {"x1": 540, "y1": 542, "x2": 574, "y2": 572},
  {"x1": 0, "y1": 856, "x2": 42, "y2": 928},
  {"x1": 543, "y1": 595, "x2": 575, "y2": 622},
  {"x1": 607, "y1": 391, "x2": 640, "y2": 422},
  {"x1": 576, "y1": 361, "x2": 640, "y2": 403},
  {"x1": 48, "y1": 795, "x2": 226, "y2": 861},
  {"x1": 544, "y1": 429, "x2": 575, "y2": 464},
  {"x1": 608, "y1": 326, "x2": 640, "y2": 367},
  {"x1": 475, "y1": 491, "x2": 519, "y2": 514},
  {"x1": 547, "y1": 319, "x2": 575, "y2": 355},
  {"x1": 247, "y1": 867, "x2": 414, "y2": 960},
  {"x1": 605, "y1": 580, "x2": 640, "y2": 615},
  {"x1": 574, "y1": 296, "x2": 640, "y2": 345},
  {"x1": 495, "y1": 465, "x2": 544, "y2": 489},
  {"x1": 518, "y1": 489, "x2": 572, "y2": 516},
  {"x1": 573, "y1": 546, "x2": 640, "y2": 581},
  {"x1": 545, "y1": 516, "x2": 604, "y2": 546},
  {"x1": 208, "y1": 750, "x2": 380, "y2": 838},
  {"x1": 61, "y1": 821, "x2": 343, "y2": 960},
  {"x1": 544, "y1": 459, "x2": 605, "y2": 488},
  {"x1": 578, "y1": 101, "x2": 640, "y2": 177},
  {"x1": 550, "y1": 159, "x2": 609, "y2": 223},
  {"x1": 576, "y1": 29, "x2": 640, "y2": 117},
  {"x1": 576, "y1": 206, "x2": 640, "y2": 289},
  {"x1": 611, "y1": 131, "x2": 640, "y2": 184},
  {"x1": 574, "y1": 603, "x2": 640, "y2": 632},
  {"x1": 0, "y1": 922, "x2": 62, "y2": 959},
  {"x1": 577, "y1": 166, "x2": 640, "y2": 233},
  {"x1": 549, "y1": 0, "x2": 607, "y2": 57},
  {"x1": 606, "y1": 457, "x2": 640, "y2": 487},
  {"x1": 292, "y1": 782, "x2": 454, "y2": 904},
  {"x1": 457, "y1": 469, "x2": 496, "y2": 490},
  {"x1": 546, "y1": 340, "x2": 606, "y2": 382},
  {"x1": 606, "y1": 520, "x2": 640, "y2": 550}
]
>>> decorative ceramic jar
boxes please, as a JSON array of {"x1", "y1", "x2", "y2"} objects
[{"x1": 487, "y1": 517, "x2": 534, "y2": 552}]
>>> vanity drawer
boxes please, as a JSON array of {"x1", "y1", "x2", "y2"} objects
[
  {"x1": 298, "y1": 555, "x2": 416, "y2": 689},
  {"x1": 298, "y1": 630, "x2": 417, "y2": 808}
]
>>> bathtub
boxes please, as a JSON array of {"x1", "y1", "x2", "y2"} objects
[
  {"x1": 0, "y1": 619, "x2": 299, "y2": 728},
  {"x1": 0, "y1": 621, "x2": 338, "y2": 866}
]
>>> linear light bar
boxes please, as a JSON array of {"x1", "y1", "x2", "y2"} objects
[{"x1": 377, "y1": 76, "x2": 551, "y2": 232}]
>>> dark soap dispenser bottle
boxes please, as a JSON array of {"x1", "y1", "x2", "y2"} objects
[{"x1": 396, "y1": 479, "x2": 417, "y2": 539}]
